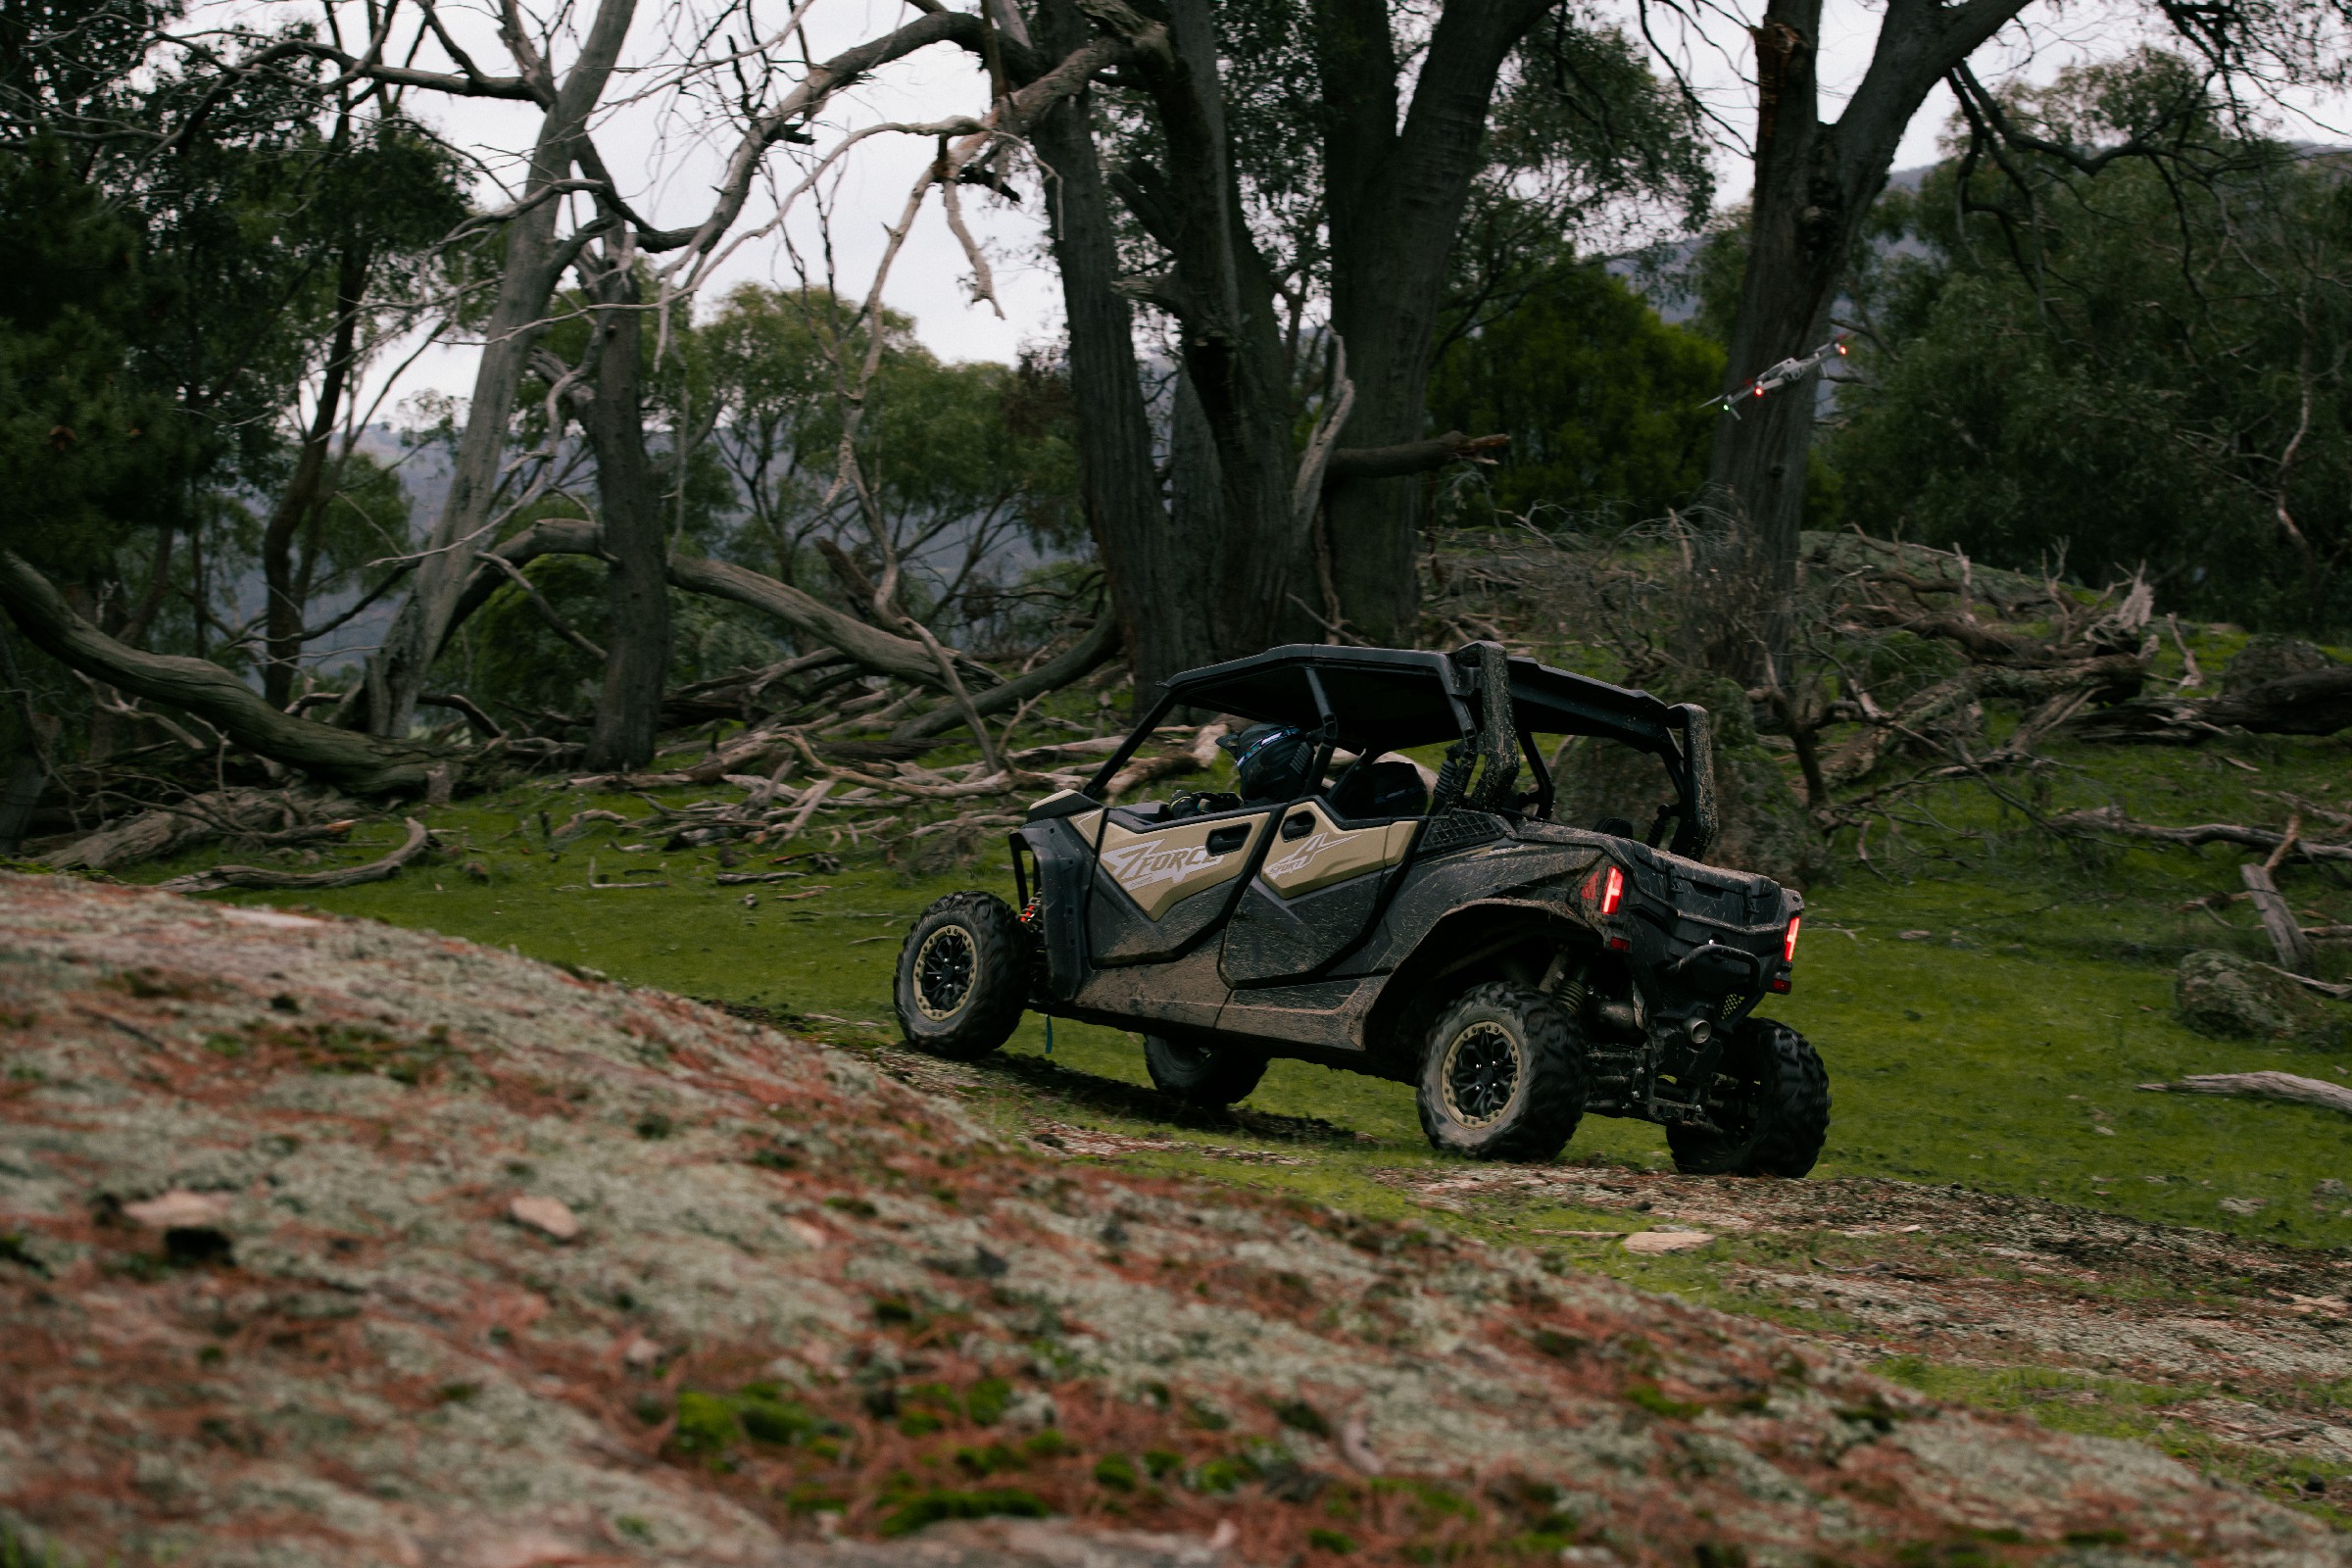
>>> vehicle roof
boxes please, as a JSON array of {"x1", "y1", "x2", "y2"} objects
[{"x1": 1160, "y1": 643, "x2": 1683, "y2": 757}]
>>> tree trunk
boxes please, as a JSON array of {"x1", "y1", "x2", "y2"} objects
[
  {"x1": 1029, "y1": 0, "x2": 1214, "y2": 697},
  {"x1": 263, "y1": 244, "x2": 369, "y2": 710},
  {"x1": 347, "y1": 0, "x2": 640, "y2": 738},
  {"x1": 1138, "y1": 0, "x2": 1303, "y2": 663},
  {"x1": 1315, "y1": 0, "x2": 1549, "y2": 647},
  {"x1": 1703, "y1": 0, "x2": 2032, "y2": 674},
  {"x1": 580, "y1": 258, "x2": 671, "y2": 772}
]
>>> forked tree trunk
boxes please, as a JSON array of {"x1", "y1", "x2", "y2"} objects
[
  {"x1": 1703, "y1": 0, "x2": 2031, "y2": 675},
  {"x1": 580, "y1": 259, "x2": 671, "y2": 772},
  {"x1": 346, "y1": 0, "x2": 639, "y2": 738},
  {"x1": 1314, "y1": 0, "x2": 1549, "y2": 647}
]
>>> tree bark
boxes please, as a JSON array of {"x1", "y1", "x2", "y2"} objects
[
  {"x1": 347, "y1": 0, "x2": 639, "y2": 738},
  {"x1": 580, "y1": 256, "x2": 670, "y2": 771},
  {"x1": 263, "y1": 244, "x2": 369, "y2": 710},
  {"x1": 1027, "y1": 0, "x2": 1210, "y2": 697},
  {"x1": 1315, "y1": 0, "x2": 1551, "y2": 646},
  {"x1": 0, "y1": 551, "x2": 439, "y2": 796},
  {"x1": 1704, "y1": 0, "x2": 2032, "y2": 674}
]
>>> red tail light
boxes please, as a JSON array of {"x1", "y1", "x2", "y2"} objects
[
  {"x1": 1599, "y1": 864, "x2": 1625, "y2": 916},
  {"x1": 1783, "y1": 915, "x2": 1801, "y2": 963}
]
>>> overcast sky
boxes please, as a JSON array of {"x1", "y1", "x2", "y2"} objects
[{"x1": 301, "y1": 0, "x2": 2340, "y2": 420}]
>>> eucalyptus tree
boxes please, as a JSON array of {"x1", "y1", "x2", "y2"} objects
[{"x1": 1014, "y1": 0, "x2": 1707, "y2": 687}]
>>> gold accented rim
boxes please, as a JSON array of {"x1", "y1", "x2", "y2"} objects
[
  {"x1": 911, "y1": 925, "x2": 976, "y2": 1021},
  {"x1": 1439, "y1": 1020, "x2": 1521, "y2": 1128}
]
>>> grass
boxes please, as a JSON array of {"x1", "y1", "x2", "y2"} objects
[{"x1": 122, "y1": 723, "x2": 2352, "y2": 1250}]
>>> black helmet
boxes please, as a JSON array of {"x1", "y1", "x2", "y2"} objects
[{"x1": 1220, "y1": 723, "x2": 1315, "y2": 803}]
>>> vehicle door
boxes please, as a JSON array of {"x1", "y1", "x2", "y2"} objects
[
  {"x1": 1078, "y1": 802, "x2": 1276, "y2": 965},
  {"x1": 1218, "y1": 798, "x2": 1418, "y2": 984}
]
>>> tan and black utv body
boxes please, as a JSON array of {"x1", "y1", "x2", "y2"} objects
[{"x1": 892, "y1": 642, "x2": 1828, "y2": 1173}]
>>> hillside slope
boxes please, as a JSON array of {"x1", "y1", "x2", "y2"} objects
[{"x1": 0, "y1": 874, "x2": 2344, "y2": 1567}]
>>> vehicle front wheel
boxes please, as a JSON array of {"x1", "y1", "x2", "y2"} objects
[
  {"x1": 1143, "y1": 1034, "x2": 1268, "y2": 1108},
  {"x1": 1416, "y1": 983, "x2": 1587, "y2": 1161},
  {"x1": 1665, "y1": 1019, "x2": 1830, "y2": 1177},
  {"x1": 893, "y1": 892, "x2": 1028, "y2": 1060}
]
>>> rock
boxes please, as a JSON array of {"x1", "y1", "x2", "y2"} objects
[
  {"x1": 2175, "y1": 949, "x2": 2349, "y2": 1049},
  {"x1": 509, "y1": 1195, "x2": 581, "y2": 1242},
  {"x1": 121, "y1": 1190, "x2": 231, "y2": 1230},
  {"x1": 2, "y1": 872, "x2": 2344, "y2": 1568},
  {"x1": 2224, "y1": 635, "x2": 2336, "y2": 696},
  {"x1": 2220, "y1": 1197, "x2": 2268, "y2": 1217},
  {"x1": 1621, "y1": 1230, "x2": 1714, "y2": 1254}
]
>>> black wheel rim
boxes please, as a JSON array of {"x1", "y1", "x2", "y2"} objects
[
  {"x1": 912, "y1": 925, "x2": 976, "y2": 1021},
  {"x1": 1440, "y1": 1020, "x2": 1520, "y2": 1128}
]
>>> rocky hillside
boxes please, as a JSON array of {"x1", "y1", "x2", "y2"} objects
[{"x1": 0, "y1": 874, "x2": 2344, "y2": 1567}]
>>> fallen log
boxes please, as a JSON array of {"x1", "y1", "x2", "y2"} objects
[
  {"x1": 2137, "y1": 1072, "x2": 2352, "y2": 1118},
  {"x1": 2043, "y1": 806, "x2": 2352, "y2": 864},
  {"x1": 2072, "y1": 665, "x2": 2352, "y2": 742},
  {"x1": 0, "y1": 551, "x2": 443, "y2": 797},
  {"x1": 156, "y1": 818, "x2": 430, "y2": 894},
  {"x1": 45, "y1": 789, "x2": 361, "y2": 871}
]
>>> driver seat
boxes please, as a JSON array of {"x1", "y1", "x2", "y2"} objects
[{"x1": 1327, "y1": 760, "x2": 1430, "y2": 822}]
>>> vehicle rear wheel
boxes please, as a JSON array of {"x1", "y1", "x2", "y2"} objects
[
  {"x1": 1665, "y1": 1019, "x2": 1830, "y2": 1177},
  {"x1": 1143, "y1": 1034, "x2": 1268, "y2": 1107},
  {"x1": 1416, "y1": 982, "x2": 1587, "y2": 1161},
  {"x1": 893, "y1": 892, "x2": 1027, "y2": 1061}
]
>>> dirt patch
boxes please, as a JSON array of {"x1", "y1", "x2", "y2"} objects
[{"x1": 2, "y1": 874, "x2": 2347, "y2": 1566}]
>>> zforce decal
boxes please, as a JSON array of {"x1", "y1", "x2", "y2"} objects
[
  {"x1": 1260, "y1": 805, "x2": 1415, "y2": 899},
  {"x1": 1094, "y1": 812, "x2": 1270, "y2": 920}
]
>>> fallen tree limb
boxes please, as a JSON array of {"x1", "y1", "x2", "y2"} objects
[
  {"x1": 2072, "y1": 665, "x2": 2352, "y2": 743},
  {"x1": 1323, "y1": 431, "x2": 1507, "y2": 484},
  {"x1": 445, "y1": 519, "x2": 984, "y2": 691},
  {"x1": 2137, "y1": 1072, "x2": 2352, "y2": 1118},
  {"x1": 1105, "y1": 723, "x2": 1228, "y2": 799},
  {"x1": 2042, "y1": 806, "x2": 2352, "y2": 863},
  {"x1": 891, "y1": 616, "x2": 1121, "y2": 743},
  {"x1": 45, "y1": 788, "x2": 357, "y2": 871},
  {"x1": 0, "y1": 551, "x2": 443, "y2": 797},
  {"x1": 156, "y1": 817, "x2": 430, "y2": 894}
]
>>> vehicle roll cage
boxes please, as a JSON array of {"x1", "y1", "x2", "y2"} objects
[{"x1": 1077, "y1": 642, "x2": 1720, "y2": 859}]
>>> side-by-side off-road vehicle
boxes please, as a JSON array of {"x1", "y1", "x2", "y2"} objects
[{"x1": 892, "y1": 642, "x2": 1829, "y2": 1174}]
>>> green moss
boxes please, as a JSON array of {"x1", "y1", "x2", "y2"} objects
[
  {"x1": 1093, "y1": 1454, "x2": 1138, "y2": 1491},
  {"x1": 1271, "y1": 1397, "x2": 1330, "y2": 1437},
  {"x1": 1624, "y1": 1381, "x2": 1701, "y2": 1421},
  {"x1": 955, "y1": 1442, "x2": 1022, "y2": 1477},
  {"x1": 1020, "y1": 1428, "x2": 1076, "y2": 1458},
  {"x1": 1306, "y1": 1528, "x2": 1355, "y2": 1553},
  {"x1": 1143, "y1": 1446, "x2": 1182, "y2": 1478},
  {"x1": 963, "y1": 1375, "x2": 1013, "y2": 1424},
  {"x1": 876, "y1": 1487, "x2": 1051, "y2": 1538},
  {"x1": 670, "y1": 1390, "x2": 739, "y2": 1453}
]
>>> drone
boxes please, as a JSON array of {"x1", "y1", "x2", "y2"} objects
[{"x1": 1703, "y1": 336, "x2": 1848, "y2": 417}]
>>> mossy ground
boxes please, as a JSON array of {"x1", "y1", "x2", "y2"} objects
[{"x1": 104, "y1": 638, "x2": 2352, "y2": 1515}]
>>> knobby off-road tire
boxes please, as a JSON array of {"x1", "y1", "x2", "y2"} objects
[
  {"x1": 1416, "y1": 982, "x2": 1588, "y2": 1161},
  {"x1": 1666, "y1": 1018, "x2": 1830, "y2": 1177},
  {"x1": 894, "y1": 892, "x2": 1027, "y2": 1061},
  {"x1": 1143, "y1": 1034, "x2": 1269, "y2": 1108}
]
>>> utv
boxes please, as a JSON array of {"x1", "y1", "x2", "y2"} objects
[{"x1": 892, "y1": 642, "x2": 1828, "y2": 1174}]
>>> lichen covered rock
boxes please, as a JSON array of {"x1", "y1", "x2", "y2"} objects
[
  {"x1": 0, "y1": 875, "x2": 2341, "y2": 1567},
  {"x1": 2176, "y1": 948, "x2": 2348, "y2": 1048}
]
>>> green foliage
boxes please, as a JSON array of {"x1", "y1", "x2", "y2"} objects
[
  {"x1": 1429, "y1": 263, "x2": 1722, "y2": 523},
  {"x1": 1093, "y1": 1453, "x2": 1138, "y2": 1491},
  {"x1": 1306, "y1": 1528, "x2": 1356, "y2": 1553},
  {"x1": 1830, "y1": 52, "x2": 2352, "y2": 628}
]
